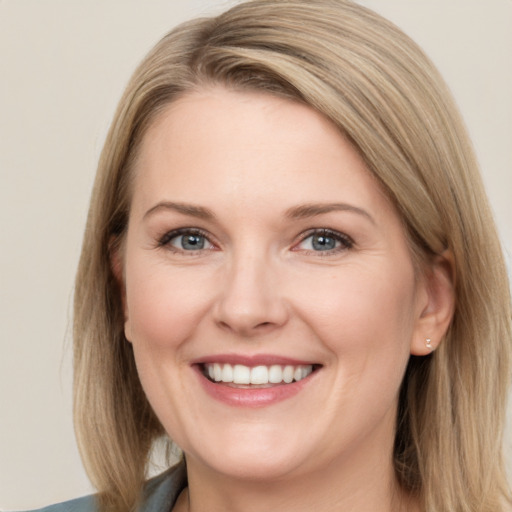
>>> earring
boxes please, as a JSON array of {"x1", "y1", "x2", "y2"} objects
[{"x1": 426, "y1": 338, "x2": 433, "y2": 350}]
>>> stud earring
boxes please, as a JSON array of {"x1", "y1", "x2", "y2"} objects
[{"x1": 426, "y1": 338, "x2": 433, "y2": 350}]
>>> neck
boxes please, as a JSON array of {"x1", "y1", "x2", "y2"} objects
[{"x1": 173, "y1": 427, "x2": 419, "y2": 512}]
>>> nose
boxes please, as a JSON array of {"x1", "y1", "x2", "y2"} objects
[{"x1": 213, "y1": 253, "x2": 289, "y2": 338}]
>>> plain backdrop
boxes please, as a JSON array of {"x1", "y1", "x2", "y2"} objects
[{"x1": 1, "y1": 0, "x2": 511, "y2": 509}]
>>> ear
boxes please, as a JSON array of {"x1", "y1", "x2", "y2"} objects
[
  {"x1": 410, "y1": 250, "x2": 455, "y2": 356},
  {"x1": 109, "y1": 236, "x2": 131, "y2": 342}
]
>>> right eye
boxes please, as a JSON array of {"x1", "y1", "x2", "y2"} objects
[{"x1": 159, "y1": 229, "x2": 215, "y2": 252}]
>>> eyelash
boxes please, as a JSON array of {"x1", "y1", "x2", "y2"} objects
[
  {"x1": 157, "y1": 228, "x2": 215, "y2": 255},
  {"x1": 294, "y1": 228, "x2": 354, "y2": 255},
  {"x1": 157, "y1": 227, "x2": 354, "y2": 255}
]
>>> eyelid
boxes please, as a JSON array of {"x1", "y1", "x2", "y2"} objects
[
  {"x1": 156, "y1": 226, "x2": 353, "y2": 255},
  {"x1": 293, "y1": 228, "x2": 354, "y2": 253},
  {"x1": 158, "y1": 227, "x2": 217, "y2": 252}
]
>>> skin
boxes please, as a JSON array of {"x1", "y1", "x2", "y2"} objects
[{"x1": 117, "y1": 87, "x2": 454, "y2": 512}]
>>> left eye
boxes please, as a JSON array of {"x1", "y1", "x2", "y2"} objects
[{"x1": 296, "y1": 230, "x2": 353, "y2": 252}]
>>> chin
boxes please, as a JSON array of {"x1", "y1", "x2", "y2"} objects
[
  {"x1": 193, "y1": 450, "x2": 306, "y2": 482},
  {"x1": 181, "y1": 427, "x2": 313, "y2": 482}
]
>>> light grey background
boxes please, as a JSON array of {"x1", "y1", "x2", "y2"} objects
[{"x1": 1, "y1": 1, "x2": 511, "y2": 509}]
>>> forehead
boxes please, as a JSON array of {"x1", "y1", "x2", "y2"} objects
[{"x1": 132, "y1": 87, "x2": 393, "y2": 221}]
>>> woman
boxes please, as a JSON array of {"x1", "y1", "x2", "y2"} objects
[{"x1": 37, "y1": 0, "x2": 512, "y2": 511}]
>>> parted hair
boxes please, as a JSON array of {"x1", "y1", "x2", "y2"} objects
[{"x1": 73, "y1": 1, "x2": 512, "y2": 511}]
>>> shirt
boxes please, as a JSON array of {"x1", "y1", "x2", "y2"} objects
[{"x1": 18, "y1": 463, "x2": 187, "y2": 512}]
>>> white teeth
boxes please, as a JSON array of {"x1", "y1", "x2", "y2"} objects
[
  {"x1": 206, "y1": 363, "x2": 314, "y2": 385},
  {"x1": 268, "y1": 364, "x2": 283, "y2": 383},
  {"x1": 233, "y1": 364, "x2": 251, "y2": 384},
  {"x1": 250, "y1": 366, "x2": 268, "y2": 385},
  {"x1": 213, "y1": 363, "x2": 222, "y2": 382},
  {"x1": 221, "y1": 363, "x2": 233, "y2": 382},
  {"x1": 283, "y1": 365, "x2": 294, "y2": 383}
]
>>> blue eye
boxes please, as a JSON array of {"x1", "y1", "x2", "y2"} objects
[
  {"x1": 311, "y1": 234, "x2": 337, "y2": 251},
  {"x1": 160, "y1": 229, "x2": 214, "y2": 252},
  {"x1": 297, "y1": 229, "x2": 353, "y2": 253},
  {"x1": 172, "y1": 233, "x2": 206, "y2": 250}
]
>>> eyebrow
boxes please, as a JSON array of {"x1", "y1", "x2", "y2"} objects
[
  {"x1": 143, "y1": 200, "x2": 375, "y2": 224},
  {"x1": 285, "y1": 203, "x2": 375, "y2": 224},
  {"x1": 143, "y1": 201, "x2": 215, "y2": 220}
]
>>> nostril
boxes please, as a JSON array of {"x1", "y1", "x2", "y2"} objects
[
  {"x1": 218, "y1": 320, "x2": 232, "y2": 331},
  {"x1": 213, "y1": 293, "x2": 289, "y2": 335}
]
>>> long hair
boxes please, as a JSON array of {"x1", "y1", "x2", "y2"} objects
[{"x1": 73, "y1": 1, "x2": 512, "y2": 510}]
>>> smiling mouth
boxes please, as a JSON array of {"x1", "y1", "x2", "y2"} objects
[{"x1": 201, "y1": 363, "x2": 319, "y2": 387}]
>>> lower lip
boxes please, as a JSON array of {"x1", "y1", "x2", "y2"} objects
[{"x1": 194, "y1": 367, "x2": 316, "y2": 408}]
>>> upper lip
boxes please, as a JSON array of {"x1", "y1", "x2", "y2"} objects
[{"x1": 191, "y1": 353, "x2": 319, "y2": 367}]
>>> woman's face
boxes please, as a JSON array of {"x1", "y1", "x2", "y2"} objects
[{"x1": 121, "y1": 88, "x2": 431, "y2": 481}]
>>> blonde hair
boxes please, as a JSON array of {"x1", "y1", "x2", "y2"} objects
[{"x1": 73, "y1": 1, "x2": 512, "y2": 510}]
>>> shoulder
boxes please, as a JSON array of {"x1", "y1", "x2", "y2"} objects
[
  {"x1": 11, "y1": 494, "x2": 98, "y2": 512},
  {"x1": 14, "y1": 462, "x2": 187, "y2": 512},
  {"x1": 139, "y1": 462, "x2": 187, "y2": 511}
]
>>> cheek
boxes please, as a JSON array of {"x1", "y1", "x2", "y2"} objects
[
  {"x1": 122, "y1": 255, "x2": 213, "y2": 428},
  {"x1": 294, "y1": 261, "x2": 418, "y2": 362},
  {"x1": 124, "y1": 256, "x2": 213, "y2": 351}
]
